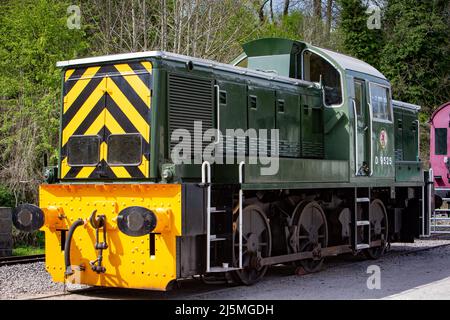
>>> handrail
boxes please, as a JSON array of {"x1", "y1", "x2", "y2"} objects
[
  {"x1": 201, "y1": 160, "x2": 211, "y2": 184},
  {"x1": 352, "y1": 99, "x2": 359, "y2": 176},
  {"x1": 429, "y1": 168, "x2": 434, "y2": 235},
  {"x1": 416, "y1": 119, "x2": 420, "y2": 161},
  {"x1": 202, "y1": 161, "x2": 212, "y2": 272},
  {"x1": 214, "y1": 84, "x2": 220, "y2": 145},
  {"x1": 368, "y1": 102, "x2": 373, "y2": 176},
  {"x1": 238, "y1": 161, "x2": 244, "y2": 269}
]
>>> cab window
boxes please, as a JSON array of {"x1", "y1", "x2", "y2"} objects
[
  {"x1": 67, "y1": 135, "x2": 100, "y2": 166},
  {"x1": 435, "y1": 128, "x2": 447, "y2": 155},
  {"x1": 302, "y1": 50, "x2": 342, "y2": 106},
  {"x1": 370, "y1": 83, "x2": 392, "y2": 121},
  {"x1": 107, "y1": 133, "x2": 142, "y2": 166}
]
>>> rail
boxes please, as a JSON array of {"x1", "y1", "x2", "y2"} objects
[{"x1": 0, "y1": 254, "x2": 45, "y2": 267}]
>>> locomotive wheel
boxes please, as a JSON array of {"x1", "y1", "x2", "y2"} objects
[
  {"x1": 364, "y1": 199, "x2": 388, "y2": 260},
  {"x1": 232, "y1": 204, "x2": 272, "y2": 285},
  {"x1": 293, "y1": 201, "x2": 328, "y2": 273}
]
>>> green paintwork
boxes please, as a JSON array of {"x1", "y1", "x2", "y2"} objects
[
  {"x1": 402, "y1": 110, "x2": 419, "y2": 161},
  {"x1": 242, "y1": 38, "x2": 302, "y2": 57},
  {"x1": 242, "y1": 38, "x2": 303, "y2": 78},
  {"x1": 393, "y1": 105, "x2": 421, "y2": 182},
  {"x1": 53, "y1": 37, "x2": 423, "y2": 192},
  {"x1": 301, "y1": 95, "x2": 324, "y2": 158},
  {"x1": 217, "y1": 80, "x2": 247, "y2": 132},
  {"x1": 395, "y1": 162, "x2": 423, "y2": 182},
  {"x1": 245, "y1": 158, "x2": 349, "y2": 184},
  {"x1": 151, "y1": 38, "x2": 422, "y2": 189},
  {"x1": 247, "y1": 86, "x2": 276, "y2": 131},
  {"x1": 276, "y1": 91, "x2": 301, "y2": 157},
  {"x1": 248, "y1": 54, "x2": 292, "y2": 77}
]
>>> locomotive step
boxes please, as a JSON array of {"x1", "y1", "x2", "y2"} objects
[
  {"x1": 356, "y1": 244, "x2": 370, "y2": 250},
  {"x1": 208, "y1": 266, "x2": 241, "y2": 273},
  {"x1": 210, "y1": 234, "x2": 227, "y2": 241},
  {"x1": 356, "y1": 197, "x2": 370, "y2": 203},
  {"x1": 357, "y1": 220, "x2": 370, "y2": 226}
]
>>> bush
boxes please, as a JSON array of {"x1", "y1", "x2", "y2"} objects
[
  {"x1": 0, "y1": 184, "x2": 15, "y2": 207},
  {"x1": 12, "y1": 227, "x2": 44, "y2": 248}
]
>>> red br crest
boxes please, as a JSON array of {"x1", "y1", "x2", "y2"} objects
[{"x1": 379, "y1": 129, "x2": 387, "y2": 149}]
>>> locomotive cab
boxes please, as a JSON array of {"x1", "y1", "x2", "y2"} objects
[{"x1": 233, "y1": 38, "x2": 396, "y2": 180}]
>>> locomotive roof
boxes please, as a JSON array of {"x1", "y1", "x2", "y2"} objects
[
  {"x1": 56, "y1": 51, "x2": 319, "y2": 89},
  {"x1": 237, "y1": 38, "x2": 387, "y2": 80},
  {"x1": 311, "y1": 46, "x2": 386, "y2": 80},
  {"x1": 430, "y1": 101, "x2": 450, "y2": 122},
  {"x1": 392, "y1": 100, "x2": 421, "y2": 112}
]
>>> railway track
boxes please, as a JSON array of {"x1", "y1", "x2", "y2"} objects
[
  {"x1": 26, "y1": 240, "x2": 450, "y2": 300},
  {"x1": 0, "y1": 254, "x2": 45, "y2": 267}
]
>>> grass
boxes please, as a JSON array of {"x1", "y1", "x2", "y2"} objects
[{"x1": 12, "y1": 246, "x2": 45, "y2": 256}]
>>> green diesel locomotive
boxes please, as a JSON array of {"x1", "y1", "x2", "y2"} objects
[{"x1": 12, "y1": 38, "x2": 423, "y2": 290}]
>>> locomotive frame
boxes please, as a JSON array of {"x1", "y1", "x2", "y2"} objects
[{"x1": 12, "y1": 38, "x2": 424, "y2": 290}]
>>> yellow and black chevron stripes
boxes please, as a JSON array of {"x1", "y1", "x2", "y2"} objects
[{"x1": 60, "y1": 61, "x2": 152, "y2": 180}]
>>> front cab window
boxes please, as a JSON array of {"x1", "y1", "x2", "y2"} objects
[
  {"x1": 67, "y1": 135, "x2": 101, "y2": 166},
  {"x1": 107, "y1": 133, "x2": 143, "y2": 166},
  {"x1": 302, "y1": 50, "x2": 342, "y2": 106}
]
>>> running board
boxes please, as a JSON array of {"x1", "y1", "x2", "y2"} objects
[
  {"x1": 208, "y1": 266, "x2": 241, "y2": 273},
  {"x1": 258, "y1": 241, "x2": 382, "y2": 267}
]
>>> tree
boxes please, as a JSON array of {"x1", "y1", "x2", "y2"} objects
[
  {"x1": 337, "y1": 0, "x2": 384, "y2": 68},
  {"x1": 0, "y1": 0, "x2": 88, "y2": 203},
  {"x1": 380, "y1": 0, "x2": 450, "y2": 116}
]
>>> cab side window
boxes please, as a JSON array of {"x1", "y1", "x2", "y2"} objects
[
  {"x1": 435, "y1": 128, "x2": 447, "y2": 155},
  {"x1": 302, "y1": 51, "x2": 342, "y2": 106},
  {"x1": 370, "y1": 83, "x2": 392, "y2": 122}
]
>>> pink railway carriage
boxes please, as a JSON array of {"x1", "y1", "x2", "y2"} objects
[{"x1": 430, "y1": 101, "x2": 450, "y2": 207}]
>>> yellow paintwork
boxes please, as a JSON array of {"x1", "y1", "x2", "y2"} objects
[
  {"x1": 63, "y1": 66, "x2": 102, "y2": 112},
  {"x1": 61, "y1": 61, "x2": 151, "y2": 179},
  {"x1": 39, "y1": 183, "x2": 181, "y2": 291}
]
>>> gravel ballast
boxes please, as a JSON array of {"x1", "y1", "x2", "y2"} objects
[
  {"x1": 1, "y1": 238, "x2": 450, "y2": 300},
  {"x1": 0, "y1": 262, "x2": 64, "y2": 299}
]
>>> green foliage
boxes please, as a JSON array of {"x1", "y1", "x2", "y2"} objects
[
  {"x1": 0, "y1": 0, "x2": 89, "y2": 203},
  {"x1": 380, "y1": 0, "x2": 450, "y2": 116},
  {"x1": 12, "y1": 227, "x2": 45, "y2": 248},
  {"x1": 243, "y1": 9, "x2": 339, "y2": 50},
  {"x1": 337, "y1": 0, "x2": 384, "y2": 68},
  {"x1": 13, "y1": 246, "x2": 45, "y2": 256},
  {"x1": 0, "y1": 184, "x2": 15, "y2": 207},
  {"x1": 248, "y1": 10, "x2": 306, "y2": 40}
]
